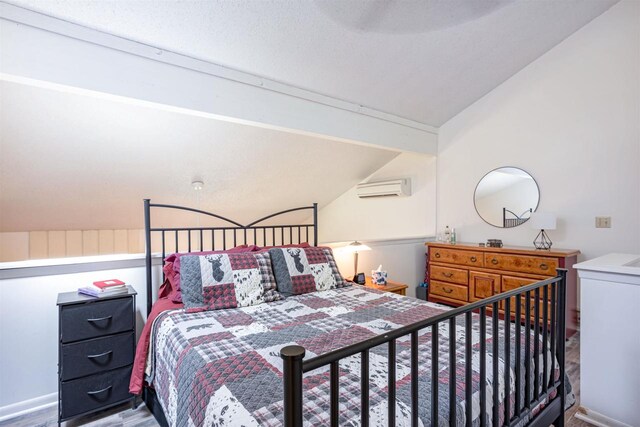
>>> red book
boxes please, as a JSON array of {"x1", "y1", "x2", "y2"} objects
[{"x1": 92, "y1": 279, "x2": 126, "y2": 290}]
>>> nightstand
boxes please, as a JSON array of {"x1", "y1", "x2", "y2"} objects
[
  {"x1": 364, "y1": 277, "x2": 408, "y2": 296},
  {"x1": 57, "y1": 287, "x2": 137, "y2": 424}
]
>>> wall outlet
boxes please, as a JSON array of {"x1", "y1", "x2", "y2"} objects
[{"x1": 595, "y1": 216, "x2": 611, "y2": 228}]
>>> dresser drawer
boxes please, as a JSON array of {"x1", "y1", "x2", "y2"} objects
[
  {"x1": 484, "y1": 253, "x2": 558, "y2": 275},
  {"x1": 430, "y1": 247, "x2": 484, "y2": 267},
  {"x1": 60, "y1": 298, "x2": 133, "y2": 343},
  {"x1": 430, "y1": 265, "x2": 468, "y2": 285},
  {"x1": 501, "y1": 275, "x2": 540, "y2": 293},
  {"x1": 61, "y1": 332, "x2": 134, "y2": 381},
  {"x1": 60, "y1": 365, "x2": 132, "y2": 419},
  {"x1": 501, "y1": 275, "x2": 552, "y2": 319},
  {"x1": 430, "y1": 281, "x2": 468, "y2": 302}
]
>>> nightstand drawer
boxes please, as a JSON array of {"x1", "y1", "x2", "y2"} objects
[
  {"x1": 430, "y1": 265, "x2": 468, "y2": 285},
  {"x1": 60, "y1": 298, "x2": 134, "y2": 343},
  {"x1": 60, "y1": 365, "x2": 132, "y2": 419},
  {"x1": 61, "y1": 332, "x2": 134, "y2": 381}
]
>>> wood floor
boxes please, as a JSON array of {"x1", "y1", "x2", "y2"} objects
[{"x1": 1, "y1": 333, "x2": 588, "y2": 427}]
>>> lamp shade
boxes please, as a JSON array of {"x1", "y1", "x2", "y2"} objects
[
  {"x1": 529, "y1": 212, "x2": 556, "y2": 230},
  {"x1": 343, "y1": 241, "x2": 371, "y2": 252}
]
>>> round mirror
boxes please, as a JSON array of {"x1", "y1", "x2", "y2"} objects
[{"x1": 474, "y1": 167, "x2": 539, "y2": 228}]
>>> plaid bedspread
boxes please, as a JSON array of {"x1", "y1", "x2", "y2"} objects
[{"x1": 147, "y1": 286, "x2": 569, "y2": 426}]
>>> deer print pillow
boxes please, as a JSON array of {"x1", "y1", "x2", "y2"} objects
[
  {"x1": 179, "y1": 252, "x2": 281, "y2": 312},
  {"x1": 268, "y1": 247, "x2": 347, "y2": 296}
]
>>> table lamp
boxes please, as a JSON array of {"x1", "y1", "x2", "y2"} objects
[
  {"x1": 529, "y1": 212, "x2": 556, "y2": 250},
  {"x1": 344, "y1": 241, "x2": 371, "y2": 283}
]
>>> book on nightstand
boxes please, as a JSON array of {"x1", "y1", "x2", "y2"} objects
[{"x1": 78, "y1": 279, "x2": 128, "y2": 298}]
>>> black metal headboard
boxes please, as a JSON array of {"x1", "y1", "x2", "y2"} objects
[{"x1": 143, "y1": 199, "x2": 318, "y2": 315}]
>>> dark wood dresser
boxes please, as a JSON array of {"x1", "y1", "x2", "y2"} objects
[
  {"x1": 57, "y1": 287, "x2": 137, "y2": 424},
  {"x1": 426, "y1": 242, "x2": 580, "y2": 337}
]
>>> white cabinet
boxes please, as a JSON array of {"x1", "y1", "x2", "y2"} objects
[{"x1": 574, "y1": 254, "x2": 640, "y2": 427}]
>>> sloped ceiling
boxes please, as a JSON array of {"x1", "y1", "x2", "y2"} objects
[
  {"x1": 6, "y1": 0, "x2": 618, "y2": 125},
  {"x1": 0, "y1": 81, "x2": 398, "y2": 231}
]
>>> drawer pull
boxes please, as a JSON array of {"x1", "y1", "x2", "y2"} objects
[
  {"x1": 491, "y1": 258, "x2": 499, "y2": 265},
  {"x1": 470, "y1": 256, "x2": 477, "y2": 262},
  {"x1": 87, "y1": 385, "x2": 112, "y2": 396},
  {"x1": 442, "y1": 272, "x2": 453, "y2": 278},
  {"x1": 434, "y1": 253, "x2": 441, "y2": 258},
  {"x1": 87, "y1": 350, "x2": 113, "y2": 360},
  {"x1": 443, "y1": 287, "x2": 453, "y2": 294},
  {"x1": 539, "y1": 263, "x2": 549, "y2": 270},
  {"x1": 87, "y1": 315, "x2": 113, "y2": 323}
]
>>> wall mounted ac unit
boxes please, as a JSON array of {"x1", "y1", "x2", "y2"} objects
[{"x1": 356, "y1": 179, "x2": 411, "y2": 198}]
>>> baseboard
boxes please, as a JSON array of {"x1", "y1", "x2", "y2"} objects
[
  {"x1": 0, "y1": 392, "x2": 57, "y2": 423},
  {"x1": 575, "y1": 406, "x2": 633, "y2": 427}
]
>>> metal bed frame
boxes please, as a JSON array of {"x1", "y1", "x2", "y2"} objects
[
  {"x1": 142, "y1": 199, "x2": 568, "y2": 427},
  {"x1": 143, "y1": 199, "x2": 318, "y2": 315},
  {"x1": 142, "y1": 199, "x2": 318, "y2": 426}
]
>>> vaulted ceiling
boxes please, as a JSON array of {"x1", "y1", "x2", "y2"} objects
[
  {"x1": 0, "y1": 81, "x2": 398, "y2": 231},
  {"x1": 0, "y1": 0, "x2": 621, "y2": 233},
  {"x1": 7, "y1": 0, "x2": 618, "y2": 126}
]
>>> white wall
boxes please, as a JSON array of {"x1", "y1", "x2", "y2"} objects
[
  {"x1": 320, "y1": 153, "x2": 436, "y2": 243},
  {"x1": 328, "y1": 239, "x2": 427, "y2": 299},
  {"x1": 0, "y1": 4, "x2": 438, "y2": 155},
  {"x1": 319, "y1": 153, "x2": 436, "y2": 296},
  {"x1": 0, "y1": 259, "x2": 161, "y2": 419},
  {"x1": 437, "y1": 0, "x2": 640, "y2": 265}
]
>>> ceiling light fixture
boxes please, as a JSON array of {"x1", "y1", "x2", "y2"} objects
[{"x1": 191, "y1": 180, "x2": 204, "y2": 191}]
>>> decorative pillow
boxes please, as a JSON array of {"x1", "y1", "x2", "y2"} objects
[
  {"x1": 179, "y1": 251, "x2": 280, "y2": 312},
  {"x1": 163, "y1": 245, "x2": 258, "y2": 303},
  {"x1": 268, "y1": 246, "x2": 347, "y2": 296}
]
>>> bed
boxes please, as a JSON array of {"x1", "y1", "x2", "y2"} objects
[{"x1": 135, "y1": 200, "x2": 571, "y2": 427}]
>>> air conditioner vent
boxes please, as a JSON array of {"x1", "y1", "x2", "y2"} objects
[{"x1": 356, "y1": 179, "x2": 411, "y2": 198}]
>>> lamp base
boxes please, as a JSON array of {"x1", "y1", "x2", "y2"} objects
[{"x1": 533, "y1": 229, "x2": 553, "y2": 250}]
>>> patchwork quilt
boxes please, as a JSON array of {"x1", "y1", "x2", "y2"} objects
[{"x1": 146, "y1": 286, "x2": 570, "y2": 427}]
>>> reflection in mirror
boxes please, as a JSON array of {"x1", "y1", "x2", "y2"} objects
[{"x1": 474, "y1": 167, "x2": 539, "y2": 228}]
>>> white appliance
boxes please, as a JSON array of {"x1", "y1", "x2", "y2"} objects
[{"x1": 356, "y1": 179, "x2": 411, "y2": 198}]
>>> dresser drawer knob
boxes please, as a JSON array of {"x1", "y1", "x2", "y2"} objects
[
  {"x1": 87, "y1": 315, "x2": 113, "y2": 324},
  {"x1": 470, "y1": 256, "x2": 477, "y2": 262},
  {"x1": 434, "y1": 252, "x2": 441, "y2": 258},
  {"x1": 87, "y1": 385, "x2": 112, "y2": 397},
  {"x1": 443, "y1": 287, "x2": 453, "y2": 294},
  {"x1": 87, "y1": 350, "x2": 113, "y2": 360},
  {"x1": 442, "y1": 272, "x2": 453, "y2": 278},
  {"x1": 491, "y1": 258, "x2": 499, "y2": 265},
  {"x1": 539, "y1": 263, "x2": 549, "y2": 270}
]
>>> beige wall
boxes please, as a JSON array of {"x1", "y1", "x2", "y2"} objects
[
  {"x1": 0, "y1": 227, "x2": 307, "y2": 262},
  {"x1": 0, "y1": 230, "x2": 145, "y2": 262}
]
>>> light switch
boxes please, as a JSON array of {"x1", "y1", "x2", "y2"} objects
[{"x1": 595, "y1": 216, "x2": 611, "y2": 228}]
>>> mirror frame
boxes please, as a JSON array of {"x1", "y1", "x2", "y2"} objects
[{"x1": 473, "y1": 166, "x2": 540, "y2": 228}]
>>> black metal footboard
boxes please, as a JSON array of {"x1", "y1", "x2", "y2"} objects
[{"x1": 281, "y1": 270, "x2": 568, "y2": 427}]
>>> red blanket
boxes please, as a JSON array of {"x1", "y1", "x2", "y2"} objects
[{"x1": 129, "y1": 296, "x2": 183, "y2": 395}]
